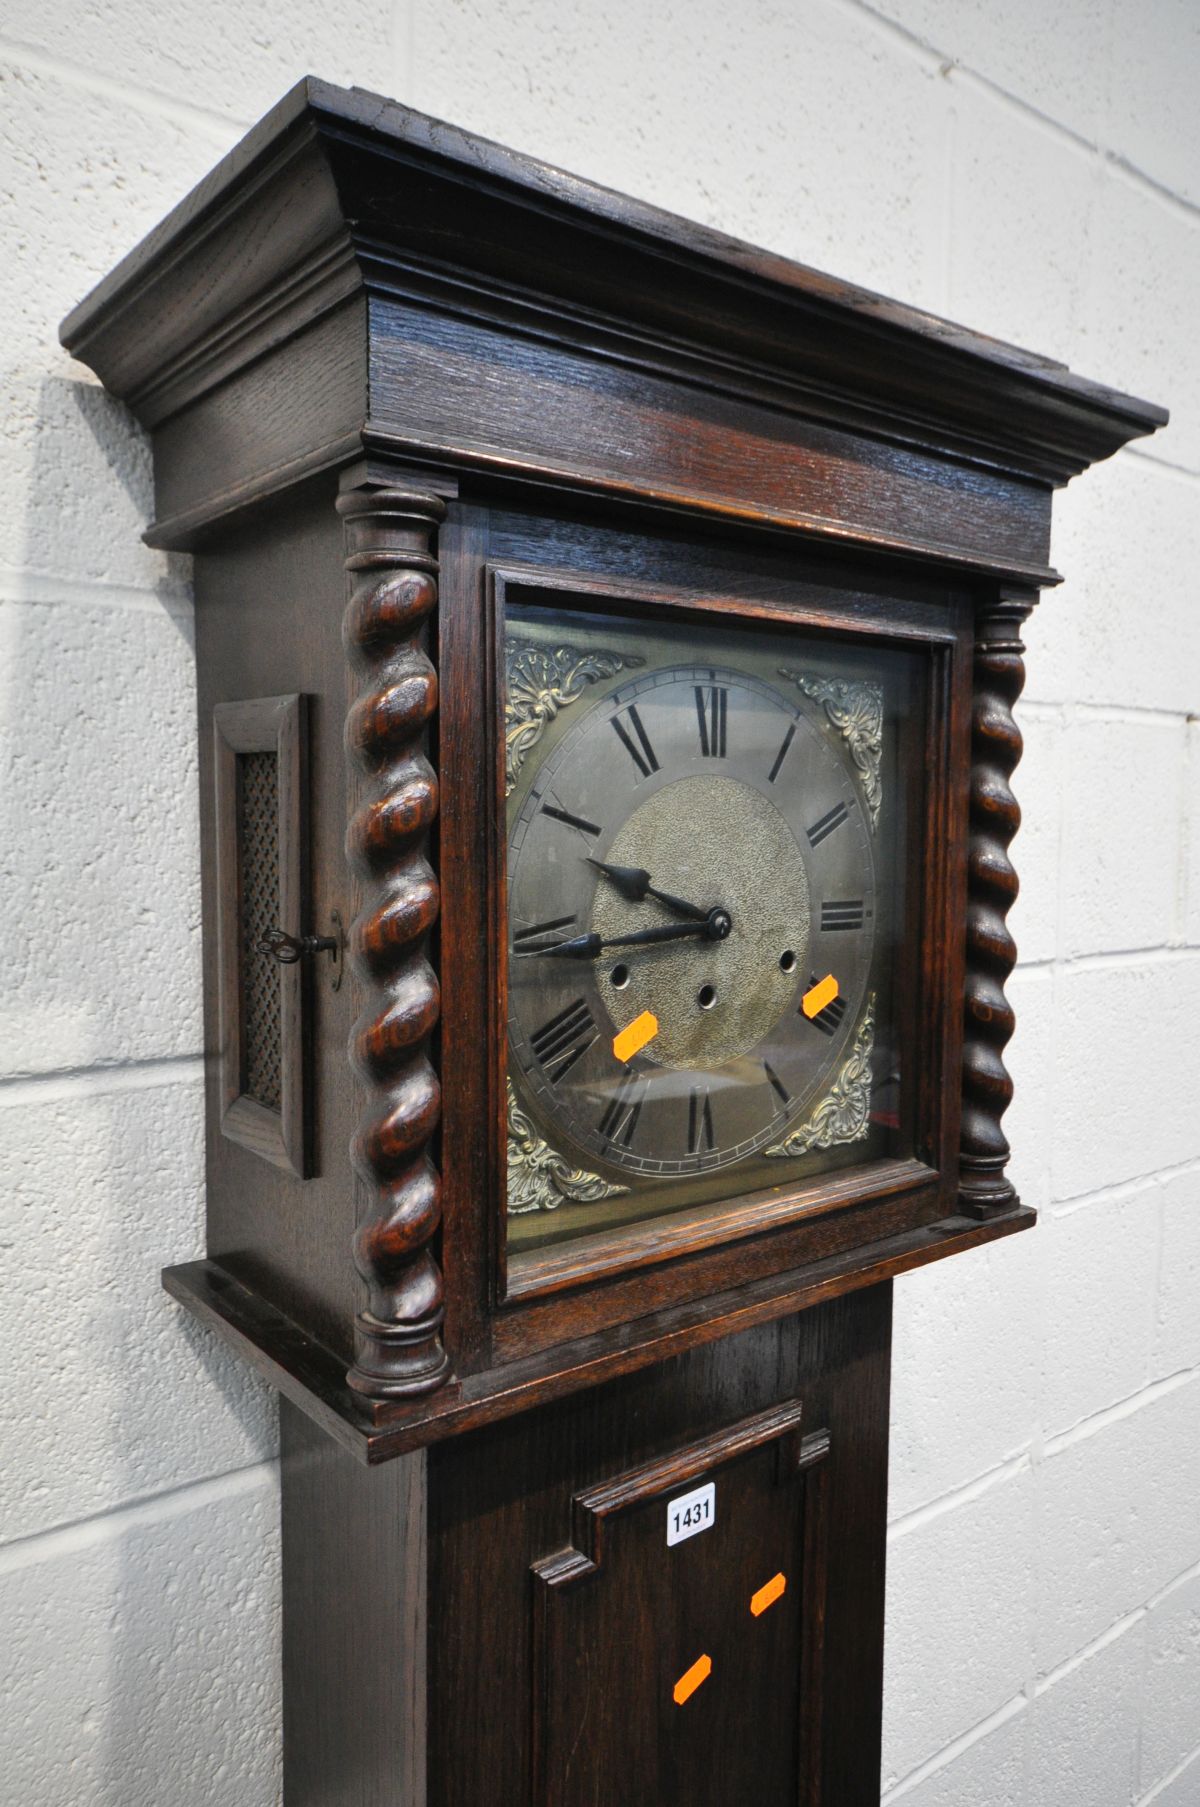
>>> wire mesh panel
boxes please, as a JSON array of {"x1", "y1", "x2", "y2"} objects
[
  {"x1": 214, "y1": 693, "x2": 307, "y2": 1176},
  {"x1": 238, "y1": 750, "x2": 282, "y2": 1112}
]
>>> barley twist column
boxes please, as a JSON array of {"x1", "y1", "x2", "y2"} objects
[
  {"x1": 339, "y1": 485, "x2": 453, "y2": 1402},
  {"x1": 959, "y1": 587, "x2": 1035, "y2": 1220}
]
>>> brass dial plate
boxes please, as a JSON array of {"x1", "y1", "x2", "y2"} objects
[{"x1": 507, "y1": 659, "x2": 876, "y2": 1181}]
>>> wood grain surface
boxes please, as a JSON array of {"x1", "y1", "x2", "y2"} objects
[{"x1": 339, "y1": 486, "x2": 453, "y2": 1403}]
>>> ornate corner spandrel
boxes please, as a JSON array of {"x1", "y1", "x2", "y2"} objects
[
  {"x1": 959, "y1": 589, "x2": 1034, "y2": 1220},
  {"x1": 764, "y1": 996, "x2": 875, "y2": 1159},
  {"x1": 778, "y1": 668, "x2": 883, "y2": 830},
  {"x1": 339, "y1": 485, "x2": 453, "y2": 1404},
  {"x1": 506, "y1": 1079, "x2": 629, "y2": 1215},
  {"x1": 505, "y1": 639, "x2": 645, "y2": 796}
]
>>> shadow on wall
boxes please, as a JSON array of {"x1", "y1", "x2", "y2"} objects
[
  {"x1": 0, "y1": 367, "x2": 281, "y2": 1804},
  {"x1": 3, "y1": 373, "x2": 198, "y2": 1078}
]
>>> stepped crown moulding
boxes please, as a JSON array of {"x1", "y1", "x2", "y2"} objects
[{"x1": 61, "y1": 77, "x2": 1165, "y2": 562}]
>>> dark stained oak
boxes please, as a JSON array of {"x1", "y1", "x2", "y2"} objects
[
  {"x1": 62, "y1": 77, "x2": 1165, "y2": 1807},
  {"x1": 281, "y1": 1403, "x2": 428, "y2": 1806},
  {"x1": 959, "y1": 590, "x2": 1035, "y2": 1218},
  {"x1": 60, "y1": 80, "x2": 1164, "y2": 491},
  {"x1": 192, "y1": 497, "x2": 364, "y2": 1360},
  {"x1": 212, "y1": 691, "x2": 310, "y2": 1177},
  {"x1": 365, "y1": 299, "x2": 1058, "y2": 585},
  {"x1": 428, "y1": 1289, "x2": 890, "y2": 1807},
  {"x1": 529, "y1": 1405, "x2": 824, "y2": 1805},
  {"x1": 163, "y1": 1203, "x2": 1033, "y2": 1467},
  {"x1": 339, "y1": 487, "x2": 452, "y2": 1402},
  {"x1": 280, "y1": 1288, "x2": 888, "y2": 1804},
  {"x1": 170, "y1": 482, "x2": 1016, "y2": 1436}
]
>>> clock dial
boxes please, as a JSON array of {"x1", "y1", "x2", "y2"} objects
[{"x1": 507, "y1": 656, "x2": 878, "y2": 1185}]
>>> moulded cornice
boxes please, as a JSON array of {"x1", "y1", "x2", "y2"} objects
[{"x1": 61, "y1": 76, "x2": 1165, "y2": 498}]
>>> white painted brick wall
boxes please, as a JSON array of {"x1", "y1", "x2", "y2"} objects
[
  {"x1": 888, "y1": 1705, "x2": 1028, "y2": 1807},
  {"x1": 1142, "y1": 1570, "x2": 1200, "y2": 1793},
  {"x1": 0, "y1": 1076, "x2": 276, "y2": 1544},
  {"x1": 1146, "y1": 1751, "x2": 1200, "y2": 1807},
  {"x1": 883, "y1": 1465, "x2": 1035, "y2": 1784},
  {"x1": 1156, "y1": 1170, "x2": 1200, "y2": 1378},
  {"x1": 1037, "y1": 1185, "x2": 1159, "y2": 1435},
  {"x1": 2, "y1": 2, "x2": 1196, "y2": 1800},
  {"x1": 1035, "y1": 1381, "x2": 1200, "y2": 1676},
  {"x1": 0, "y1": 1468, "x2": 281, "y2": 1806},
  {"x1": 1058, "y1": 716, "x2": 1186, "y2": 958},
  {"x1": 1028, "y1": 1623, "x2": 1146, "y2": 1807}
]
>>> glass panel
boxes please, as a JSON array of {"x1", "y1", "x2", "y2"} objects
[{"x1": 503, "y1": 599, "x2": 922, "y2": 1255}]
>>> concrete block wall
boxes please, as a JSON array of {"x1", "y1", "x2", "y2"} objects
[{"x1": 2, "y1": 2, "x2": 1195, "y2": 1800}]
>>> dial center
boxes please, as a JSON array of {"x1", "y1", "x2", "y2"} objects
[
  {"x1": 706, "y1": 906, "x2": 733, "y2": 940},
  {"x1": 593, "y1": 775, "x2": 810, "y2": 1070}
]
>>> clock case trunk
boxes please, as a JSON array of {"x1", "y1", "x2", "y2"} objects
[{"x1": 281, "y1": 1285, "x2": 891, "y2": 1807}]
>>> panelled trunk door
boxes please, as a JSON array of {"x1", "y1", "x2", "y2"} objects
[{"x1": 531, "y1": 1414, "x2": 824, "y2": 1805}]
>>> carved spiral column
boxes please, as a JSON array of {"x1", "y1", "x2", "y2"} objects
[
  {"x1": 339, "y1": 485, "x2": 452, "y2": 1403},
  {"x1": 959, "y1": 588, "x2": 1035, "y2": 1219}
]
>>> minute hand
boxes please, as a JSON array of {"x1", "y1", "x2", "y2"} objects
[{"x1": 538, "y1": 921, "x2": 711, "y2": 960}]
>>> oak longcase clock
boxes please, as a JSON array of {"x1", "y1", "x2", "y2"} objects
[{"x1": 63, "y1": 78, "x2": 1164, "y2": 1807}]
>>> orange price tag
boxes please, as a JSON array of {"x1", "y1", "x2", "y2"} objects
[
  {"x1": 750, "y1": 1572, "x2": 787, "y2": 1617},
  {"x1": 801, "y1": 974, "x2": 839, "y2": 1019},
  {"x1": 673, "y1": 1654, "x2": 712, "y2": 1706},
  {"x1": 613, "y1": 1010, "x2": 658, "y2": 1062}
]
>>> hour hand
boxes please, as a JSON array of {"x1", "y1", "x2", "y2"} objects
[{"x1": 586, "y1": 857, "x2": 709, "y2": 923}]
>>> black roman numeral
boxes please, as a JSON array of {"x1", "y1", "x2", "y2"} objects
[
  {"x1": 688, "y1": 1084, "x2": 716, "y2": 1155},
  {"x1": 807, "y1": 801, "x2": 849, "y2": 847},
  {"x1": 512, "y1": 914, "x2": 576, "y2": 955},
  {"x1": 542, "y1": 802, "x2": 603, "y2": 838},
  {"x1": 611, "y1": 704, "x2": 659, "y2": 778},
  {"x1": 763, "y1": 1061, "x2": 791, "y2": 1112},
  {"x1": 695, "y1": 685, "x2": 728, "y2": 758},
  {"x1": 598, "y1": 1069, "x2": 647, "y2": 1146},
  {"x1": 768, "y1": 722, "x2": 796, "y2": 783},
  {"x1": 807, "y1": 994, "x2": 847, "y2": 1038},
  {"x1": 821, "y1": 899, "x2": 865, "y2": 932},
  {"x1": 530, "y1": 998, "x2": 598, "y2": 1082}
]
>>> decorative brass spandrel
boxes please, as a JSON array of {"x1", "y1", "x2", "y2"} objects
[
  {"x1": 506, "y1": 1079, "x2": 630, "y2": 1215},
  {"x1": 764, "y1": 996, "x2": 875, "y2": 1159},
  {"x1": 778, "y1": 670, "x2": 883, "y2": 831},
  {"x1": 505, "y1": 640, "x2": 645, "y2": 796}
]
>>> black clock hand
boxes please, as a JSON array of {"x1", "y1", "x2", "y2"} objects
[
  {"x1": 540, "y1": 923, "x2": 705, "y2": 959},
  {"x1": 585, "y1": 857, "x2": 711, "y2": 923},
  {"x1": 529, "y1": 908, "x2": 732, "y2": 959}
]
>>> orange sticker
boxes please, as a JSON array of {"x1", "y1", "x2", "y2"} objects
[
  {"x1": 801, "y1": 974, "x2": 839, "y2": 1019},
  {"x1": 750, "y1": 1572, "x2": 787, "y2": 1617},
  {"x1": 673, "y1": 1654, "x2": 712, "y2": 1706},
  {"x1": 613, "y1": 1010, "x2": 658, "y2": 1062}
]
